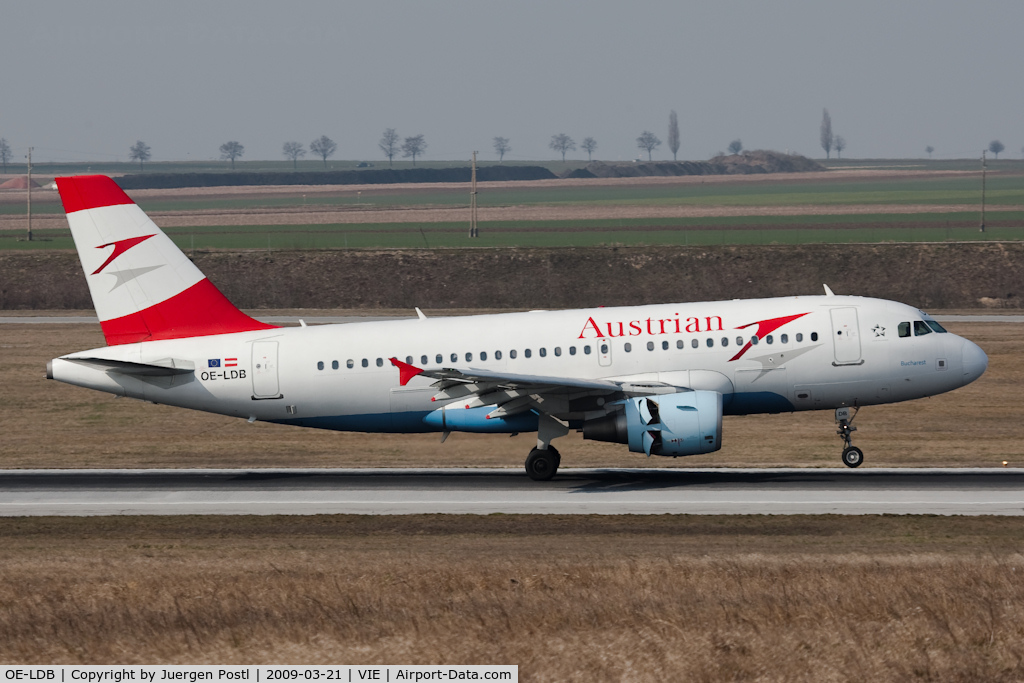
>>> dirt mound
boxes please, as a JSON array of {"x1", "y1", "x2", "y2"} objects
[
  {"x1": 0, "y1": 177, "x2": 42, "y2": 190},
  {"x1": 577, "y1": 152, "x2": 824, "y2": 178},
  {"x1": 4, "y1": 243, "x2": 1021, "y2": 311},
  {"x1": 708, "y1": 150, "x2": 825, "y2": 174}
]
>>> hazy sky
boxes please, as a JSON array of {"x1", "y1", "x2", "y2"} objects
[{"x1": 3, "y1": 0, "x2": 1022, "y2": 163}]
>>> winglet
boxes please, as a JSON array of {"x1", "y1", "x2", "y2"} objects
[
  {"x1": 823, "y1": 284, "x2": 835, "y2": 296},
  {"x1": 389, "y1": 357, "x2": 425, "y2": 386}
]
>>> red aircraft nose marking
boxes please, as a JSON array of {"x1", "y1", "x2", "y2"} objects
[
  {"x1": 729, "y1": 312, "x2": 810, "y2": 362},
  {"x1": 92, "y1": 235, "x2": 156, "y2": 275}
]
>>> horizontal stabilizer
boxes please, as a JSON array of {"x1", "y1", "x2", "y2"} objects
[{"x1": 68, "y1": 357, "x2": 195, "y2": 377}]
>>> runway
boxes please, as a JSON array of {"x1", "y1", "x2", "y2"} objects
[
  {"x1": 2, "y1": 314, "x2": 1022, "y2": 324},
  {"x1": 1, "y1": 468, "x2": 1022, "y2": 516}
]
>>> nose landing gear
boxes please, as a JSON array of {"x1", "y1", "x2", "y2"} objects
[{"x1": 836, "y1": 406, "x2": 863, "y2": 468}]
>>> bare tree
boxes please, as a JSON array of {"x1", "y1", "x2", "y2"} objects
[
  {"x1": 833, "y1": 135, "x2": 846, "y2": 159},
  {"x1": 989, "y1": 140, "x2": 1005, "y2": 159},
  {"x1": 219, "y1": 141, "x2": 244, "y2": 169},
  {"x1": 493, "y1": 136, "x2": 511, "y2": 162},
  {"x1": 636, "y1": 131, "x2": 661, "y2": 161},
  {"x1": 549, "y1": 133, "x2": 576, "y2": 162},
  {"x1": 401, "y1": 134, "x2": 427, "y2": 165},
  {"x1": 1, "y1": 138, "x2": 14, "y2": 173},
  {"x1": 668, "y1": 111, "x2": 680, "y2": 161},
  {"x1": 820, "y1": 109, "x2": 833, "y2": 159},
  {"x1": 128, "y1": 140, "x2": 151, "y2": 171},
  {"x1": 727, "y1": 139, "x2": 743, "y2": 155},
  {"x1": 926, "y1": 145, "x2": 935, "y2": 159},
  {"x1": 379, "y1": 128, "x2": 400, "y2": 167},
  {"x1": 309, "y1": 135, "x2": 337, "y2": 169},
  {"x1": 581, "y1": 137, "x2": 597, "y2": 162},
  {"x1": 282, "y1": 141, "x2": 306, "y2": 170}
]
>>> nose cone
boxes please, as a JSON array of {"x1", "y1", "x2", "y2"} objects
[{"x1": 961, "y1": 340, "x2": 988, "y2": 386}]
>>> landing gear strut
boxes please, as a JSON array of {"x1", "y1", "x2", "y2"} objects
[
  {"x1": 525, "y1": 446, "x2": 560, "y2": 481},
  {"x1": 836, "y1": 406, "x2": 863, "y2": 468}
]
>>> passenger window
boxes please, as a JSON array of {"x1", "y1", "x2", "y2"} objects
[
  {"x1": 465, "y1": 352, "x2": 473, "y2": 362},
  {"x1": 811, "y1": 332, "x2": 818, "y2": 342},
  {"x1": 317, "y1": 361, "x2": 324, "y2": 371},
  {"x1": 510, "y1": 350, "x2": 517, "y2": 359},
  {"x1": 539, "y1": 348, "x2": 547, "y2": 357},
  {"x1": 766, "y1": 335, "x2": 773, "y2": 345},
  {"x1": 525, "y1": 349, "x2": 532, "y2": 358},
  {"x1": 691, "y1": 339, "x2": 699, "y2": 349},
  {"x1": 706, "y1": 338, "x2": 713, "y2": 348},
  {"x1": 781, "y1": 334, "x2": 788, "y2": 344},
  {"x1": 624, "y1": 342, "x2": 632, "y2": 352},
  {"x1": 926, "y1": 320, "x2": 948, "y2": 333},
  {"x1": 421, "y1": 355, "x2": 428, "y2": 365},
  {"x1": 647, "y1": 341, "x2": 655, "y2": 351},
  {"x1": 451, "y1": 353, "x2": 458, "y2": 362},
  {"x1": 376, "y1": 358, "x2": 383, "y2": 367},
  {"x1": 600, "y1": 343, "x2": 609, "y2": 354},
  {"x1": 584, "y1": 345, "x2": 592, "y2": 355},
  {"x1": 662, "y1": 340, "x2": 669, "y2": 350},
  {"x1": 347, "y1": 359, "x2": 354, "y2": 369},
  {"x1": 554, "y1": 347, "x2": 561, "y2": 357},
  {"x1": 736, "y1": 336, "x2": 743, "y2": 346},
  {"x1": 495, "y1": 350, "x2": 502, "y2": 360},
  {"x1": 913, "y1": 321, "x2": 932, "y2": 336},
  {"x1": 751, "y1": 336, "x2": 759, "y2": 345},
  {"x1": 362, "y1": 359, "x2": 368, "y2": 368},
  {"x1": 569, "y1": 346, "x2": 577, "y2": 355},
  {"x1": 332, "y1": 360, "x2": 339, "y2": 370},
  {"x1": 435, "y1": 354, "x2": 443, "y2": 364},
  {"x1": 405, "y1": 356, "x2": 412, "y2": 364},
  {"x1": 796, "y1": 333, "x2": 803, "y2": 342},
  {"x1": 481, "y1": 351, "x2": 488, "y2": 361},
  {"x1": 677, "y1": 340, "x2": 684, "y2": 349},
  {"x1": 721, "y1": 337, "x2": 729, "y2": 347}
]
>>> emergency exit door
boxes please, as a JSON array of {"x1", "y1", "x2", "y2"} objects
[{"x1": 830, "y1": 307, "x2": 862, "y2": 365}]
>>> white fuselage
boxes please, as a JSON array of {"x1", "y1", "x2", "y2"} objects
[{"x1": 50, "y1": 294, "x2": 987, "y2": 438}]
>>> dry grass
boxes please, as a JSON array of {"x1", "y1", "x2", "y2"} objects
[
  {"x1": 1, "y1": 515, "x2": 1023, "y2": 680},
  {"x1": 0, "y1": 320, "x2": 1020, "y2": 469}
]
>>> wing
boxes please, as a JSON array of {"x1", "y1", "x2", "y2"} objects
[{"x1": 389, "y1": 357, "x2": 682, "y2": 420}]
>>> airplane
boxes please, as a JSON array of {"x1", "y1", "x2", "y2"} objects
[{"x1": 46, "y1": 175, "x2": 988, "y2": 480}]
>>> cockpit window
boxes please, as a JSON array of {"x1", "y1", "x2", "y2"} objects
[
  {"x1": 913, "y1": 321, "x2": 932, "y2": 336},
  {"x1": 925, "y1": 320, "x2": 947, "y2": 333},
  {"x1": 898, "y1": 322, "x2": 911, "y2": 338}
]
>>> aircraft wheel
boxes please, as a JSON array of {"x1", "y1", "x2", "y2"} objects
[
  {"x1": 842, "y1": 446, "x2": 864, "y2": 468},
  {"x1": 525, "y1": 448, "x2": 559, "y2": 481}
]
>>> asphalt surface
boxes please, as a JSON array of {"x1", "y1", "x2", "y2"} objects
[{"x1": 1, "y1": 468, "x2": 1022, "y2": 516}]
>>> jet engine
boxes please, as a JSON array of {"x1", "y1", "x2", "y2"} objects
[{"x1": 583, "y1": 390, "x2": 723, "y2": 456}]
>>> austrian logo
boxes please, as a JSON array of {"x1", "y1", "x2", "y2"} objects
[{"x1": 578, "y1": 311, "x2": 811, "y2": 362}]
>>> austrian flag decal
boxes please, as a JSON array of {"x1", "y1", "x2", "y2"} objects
[{"x1": 207, "y1": 358, "x2": 238, "y2": 368}]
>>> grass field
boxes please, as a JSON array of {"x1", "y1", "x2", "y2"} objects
[
  {"x1": 1, "y1": 319, "x2": 1018, "y2": 470},
  {"x1": 2, "y1": 514, "x2": 1023, "y2": 679},
  {"x1": 4, "y1": 172, "x2": 1023, "y2": 216},
  {"x1": 2, "y1": 169, "x2": 1022, "y2": 251}
]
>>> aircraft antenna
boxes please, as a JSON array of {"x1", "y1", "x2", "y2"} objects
[{"x1": 980, "y1": 150, "x2": 986, "y2": 233}]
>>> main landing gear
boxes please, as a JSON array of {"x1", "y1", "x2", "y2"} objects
[
  {"x1": 525, "y1": 446, "x2": 561, "y2": 481},
  {"x1": 525, "y1": 413, "x2": 569, "y2": 481},
  {"x1": 836, "y1": 406, "x2": 863, "y2": 468}
]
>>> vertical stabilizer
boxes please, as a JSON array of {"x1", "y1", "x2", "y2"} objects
[{"x1": 56, "y1": 175, "x2": 276, "y2": 345}]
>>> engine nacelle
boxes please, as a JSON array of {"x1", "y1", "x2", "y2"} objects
[{"x1": 583, "y1": 390, "x2": 723, "y2": 457}]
